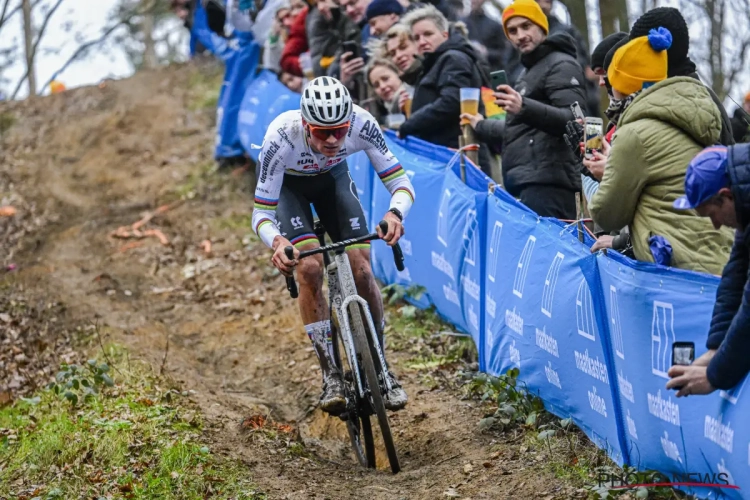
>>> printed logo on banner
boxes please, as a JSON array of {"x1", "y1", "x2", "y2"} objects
[
  {"x1": 576, "y1": 278, "x2": 596, "y2": 341},
  {"x1": 609, "y1": 285, "x2": 625, "y2": 359},
  {"x1": 505, "y1": 307, "x2": 524, "y2": 336},
  {"x1": 704, "y1": 413, "x2": 734, "y2": 453},
  {"x1": 720, "y1": 375, "x2": 747, "y2": 404},
  {"x1": 443, "y1": 282, "x2": 460, "y2": 307},
  {"x1": 399, "y1": 237, "x2": 413, "y2": 256},
  {"x1": 626, "y1": 410, "x2": 638, "y2": 439},
  {"x1": 717, "y1": 459, "x2": 734, "y2": 486},
  {"x1": 486, "y1": 291, "x2": 496, "y2": 318},
  {"x1": 588, "y1": 386, "x2": 607, "y2": 417},
  {"x1": 488, "y1": 221, "x2": 503, "y2": 283},
  {"x1": 468, "y1": 304, "x2": 479, "y2": 331},
  {"x1": 660, "y1": 431, "x2": 682, "y2": 463},
  {"x1": 651, "y1": 301, "x2": 676, "y2": 379},
  {"x1": 463, "y1": 209, "x2": 478, "y2": 266},
  {"x1": 545, "y1": 361, "x2": 562, "y2": 389},
  {"x1": 437, "y1": 189, "x2": 451, "y2": 247},
  {"x1": 513, "y1": 236, "x2": 536, "y2": 298},
  {"x1": 541, "y1": 252, "x2": 565, "y2": 318},
  {"x1": 510, "y1": 339, "x2": 521, "y2": 367}
]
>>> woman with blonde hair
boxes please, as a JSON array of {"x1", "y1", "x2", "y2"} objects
[{"x1": 365, "y1": 58, "x2": 413, "y2": 126}]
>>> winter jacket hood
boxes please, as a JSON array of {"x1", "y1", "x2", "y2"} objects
[
  {"x1": 422, "y1": 30, "x2": 490, "y2": 85},
  {"x1": 617, "y1": 77, "x2": 721, "y2": 147},
  {"x1": 520, "y1": 32, "x2": 578, "y2": 68}
]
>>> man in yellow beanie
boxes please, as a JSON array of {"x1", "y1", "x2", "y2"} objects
[{"x1": 461, "y1": 0, "x2": 587, "y2": 219}]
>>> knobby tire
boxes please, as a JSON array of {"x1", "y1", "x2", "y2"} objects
[{"x1": 349, "y1": 303, "x2": 400, "y2": 474}]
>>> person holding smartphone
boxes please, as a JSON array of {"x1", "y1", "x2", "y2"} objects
[{"x1": 667, "y1": 144, "x2": 750, "y2": 396}]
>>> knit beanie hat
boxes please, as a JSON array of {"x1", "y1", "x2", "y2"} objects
[
  {"x1": 630, "y1": 7, "x2": 691, "y2": 77},
  {"x1": 501, "y1": 0, "x2": 549, "y2": 39},
  {"x1": 591, "y1": 32, "x2": 627, "y2": 70},
  {"x1": 608, "y1": 27, "x2": 672, "y2": 96},
  {"x1": 365, "y1": 0, "x2": 404, "y2": 22}
]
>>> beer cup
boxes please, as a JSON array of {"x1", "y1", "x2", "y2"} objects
[{"x1": 460, "y1": 88, "x2": 480, "y2": 125}]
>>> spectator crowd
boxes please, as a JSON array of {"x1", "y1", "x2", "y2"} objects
[{"x1": 177, "y1": 0, "x2": 750, "y2": 396}]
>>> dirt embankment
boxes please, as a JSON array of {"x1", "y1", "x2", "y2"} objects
[{"x1": 0, "y1": 62, "x2": 587, "y2": 499}]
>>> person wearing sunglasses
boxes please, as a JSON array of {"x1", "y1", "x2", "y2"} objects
[{"x1": 251, "y1": 76, "x2": 414, "y2": 414}]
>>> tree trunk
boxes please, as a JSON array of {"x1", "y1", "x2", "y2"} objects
[
  {"x1": 599, "y1": 0, "x2": 629, "y2": 37},
  {"x1": 706, "y1": 0, "x2": 726, "y2": 100},
  {"x1": 21, "y1": 0, "x2": 35, "y2": 97},
  {"x1": 559, "y1": 0, "x2": 589, "y2": 48},
  {"x1": 141, "y1": 0, "x2": 157, "y2": 69}
]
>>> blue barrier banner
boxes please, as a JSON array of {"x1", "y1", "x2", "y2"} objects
[
  {"x1": 190, "y1": 1, "x2": 238, "y2": 61},
  {"x1": 483, "y1": 192, "x2": 627, "y2": 466},
  {"x1": 369, "y1": 134, "x2": 453, "y2": 311},
  {"x1": 215, "y1": 32, "x2": 260, "y2": 160},
  {"x1": 238, "y1": 70, "x2": 297, "y2": 161},
  {"x1": 233, "y1": 72, "x2": 750, "y2": 498},
  {"x1": 596, "y1": 252, "x2": 748, "y2": 498}
]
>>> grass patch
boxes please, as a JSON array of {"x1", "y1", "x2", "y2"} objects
[
  {"x1": 186, "y1": 66, "x2": 224, "y2": 111},
  {"x1": 461, "y1": 371, "x2": 686, "y2": 500},
  {"x1": 0, "y1": 111, "x2": 15, "y2": 137},
  {"x1": 0, "y1": 344, "x2": 265, "y2": 499}
]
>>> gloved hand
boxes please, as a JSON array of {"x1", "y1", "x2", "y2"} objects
[{"x1": 563, "y1": 120, "x2": 584, "y2": 161}]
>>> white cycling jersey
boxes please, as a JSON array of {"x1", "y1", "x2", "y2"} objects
[{"x1": 251, "y1": 105, "x2": 415, "y2": 248}]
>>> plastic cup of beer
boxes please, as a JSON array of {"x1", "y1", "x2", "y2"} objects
[
  {"x1": 386, "y1": 113, "x2": 406, "y2": 129},
  {"x1": 403, "y1": 87, "x2": 414, "y2": 118},
  {"x1": 300, "y1": 52, "x2": 315, "y2": 80},
  {"x1": 460, "y1": 87, "x2": 480, "y2": 125}
]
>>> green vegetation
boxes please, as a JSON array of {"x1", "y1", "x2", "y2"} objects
[
  {"x1": 0, "y1": 344, "x2": 265, "y2": 500},
  {"x1": 186, "y1": 66, "x2": 224, "y2": 111}
]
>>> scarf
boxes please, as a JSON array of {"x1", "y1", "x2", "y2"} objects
[{"x1": 605, "y1": 90, "x2": 643, "y2": 123}]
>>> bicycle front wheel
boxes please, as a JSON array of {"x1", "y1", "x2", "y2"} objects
[{"x1": 348, "y1": 303, "x2": 400, "y2": 474}]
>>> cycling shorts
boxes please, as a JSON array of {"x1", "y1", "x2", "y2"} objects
[{"x1": 276, "y1": 161, "x2": 370, "y2": 249}]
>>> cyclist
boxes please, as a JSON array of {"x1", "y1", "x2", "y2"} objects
[{"x1": 251, "y1": 76, "x2": 415, "y2": 414}]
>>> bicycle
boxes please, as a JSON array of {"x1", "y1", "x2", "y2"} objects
[{"x1": 283, "y1": 219, "x2": 405, "y2": 474}]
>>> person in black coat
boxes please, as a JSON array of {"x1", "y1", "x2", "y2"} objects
[
  {"x1": 397, "y1": 5, "x2": 494, "y2": 177},
  {"x1": 463, "y1": 0, "x2": 586, "y2": 219},
  {"x1": 668, "y1": 143, "x2": 750, "y2": 395}
]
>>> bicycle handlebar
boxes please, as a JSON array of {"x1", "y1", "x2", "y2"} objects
[{"x1": 283, "y1": 220, "x2": 405, "y2": 299}]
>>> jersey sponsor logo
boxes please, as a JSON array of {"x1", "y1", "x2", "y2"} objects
[
  {"x1": 276, "y1": 127, "x2": 294, "y2": 149},
  {"x1": 350, "y1": 217, "x2": 360, "y2": 230},
  {"x1": 326, "y1": 158, "x2": 344, "y2": 167},
  {"x1": 260, "y1": 140, "x2": 281, "y2": 183},
  {"x1": 359, "y1": 120, "x2": 389, "y2": 155},
  {"x1": 290, "y1": 216, "x2": 303, "y2": 229},
  {"x1": 348, "y1": 112, "x2": 357, "y2": 137},
  {"x1": 297, "y1": 157, "x2": 315, "y2": 166}
]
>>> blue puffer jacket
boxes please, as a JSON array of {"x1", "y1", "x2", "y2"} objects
[{"x1": 706, "y1": 142, "x2": 750, "y2": 390}]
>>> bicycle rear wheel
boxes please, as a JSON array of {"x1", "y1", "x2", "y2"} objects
[
  {"x1": 348, "y1": 303, "x2": 400, "y2": 474},
  {"x1": 331, "y1": 318, "x2": 375, "y2": 467}
]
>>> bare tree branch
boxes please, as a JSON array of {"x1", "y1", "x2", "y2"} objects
[
  {"x1": 10, "y1": 0, "x2": 65, "y2": 99},
  {"x1": 38, "y1": 20, "x2": 129, "y2": 92},
  {"x1": 0, "y1": 0, "x2": 43, "y2": 33},
  {"x1": 0, "y1": 0, "x2": 14, "y2": 31}
]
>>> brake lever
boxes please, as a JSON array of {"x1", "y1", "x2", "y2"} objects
[
  {"x1": 284, "y1": 246, "x2": 298, "y2": 299},
  {"x1": 379, "y1": 220, "x2": 405, "y2": 271}
]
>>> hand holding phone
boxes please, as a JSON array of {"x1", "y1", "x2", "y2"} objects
[
  {"x1": 490, "y1": 70, "x2": 508, "y2": 91},
  {"x1": 672, "y1": 342, "x2": 695, "y2": 366},
  {"x1": 570, "y1": 101, "x2": 584, "y2": 122},
  {"x1": 342, "y1": 40, "x2": 359, "y2": 61}
]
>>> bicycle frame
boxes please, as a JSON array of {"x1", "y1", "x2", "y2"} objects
[{"x1": 327, "y1": 248, "x2": 393, "y2": 400}]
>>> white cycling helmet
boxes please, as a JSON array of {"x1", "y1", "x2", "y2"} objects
[{"x1": 300, "y1": 76, "x2": 353, "y2": 127}]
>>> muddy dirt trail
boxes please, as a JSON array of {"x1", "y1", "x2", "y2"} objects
[{"x1": 0, "y1": 63, "x2": 582, "y2": 499}]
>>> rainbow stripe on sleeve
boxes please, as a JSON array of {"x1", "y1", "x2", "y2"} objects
[
  {"x1": 393, "y1": 187, "x2": 415, "y2": 202},
  {"x1": 378, "y1": 163, "x2": 406, "y2": 183},
  {"x1": 255, "y1": 218, "x2": 274, "y2": 234},
  {"x1": 254, "y1": 196, "x2": 278, "y2": 210}
]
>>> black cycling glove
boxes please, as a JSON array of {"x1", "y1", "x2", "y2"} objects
[{"x1": 563, "y1": 120, "x2": 584, "y2": 161}]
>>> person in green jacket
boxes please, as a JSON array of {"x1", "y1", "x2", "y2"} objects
[{"x1": 587, "y1": 27, "x2": 733, "y2": 276}]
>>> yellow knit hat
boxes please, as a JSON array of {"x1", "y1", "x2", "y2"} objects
[
  {"x1": 502, "y1": 0, "x2": 549, "y2": 38},
  {"x1": 608, "y1": 27, "x2": 673, "y2": 96}
]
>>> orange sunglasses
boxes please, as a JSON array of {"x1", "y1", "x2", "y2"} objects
[{"x1": 305, "y1": 120, "x2": 351, "y2": 141}]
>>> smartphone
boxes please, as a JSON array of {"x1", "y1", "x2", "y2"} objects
[
  {"x1": 490, "y1": 70, "x2": 508, "y2": 90},
  {"x1": 672, "y1": 342, "x2": 695, "y2": 366},
  {"x1": 584, "y1": 117, "x2": 604, "y2": 159},
  {"x1": 570, "y1": 101, "x2": 585, "y2": 122},
  {"x1": 342, "y1": 40, "x2": 360, "y2": 61}
]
